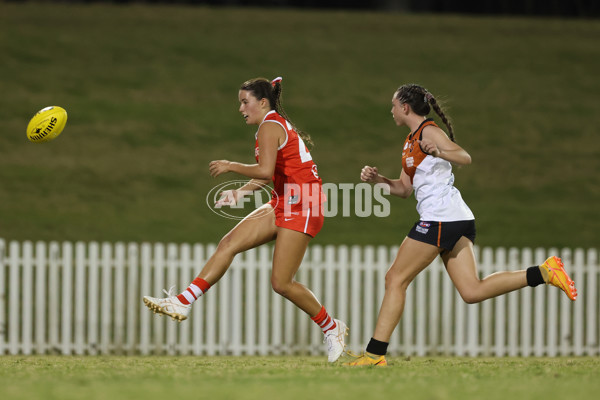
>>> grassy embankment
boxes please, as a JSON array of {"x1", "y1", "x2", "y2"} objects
[{"x1": 1, "y1": 4, "x2": 598, "y2": 248}]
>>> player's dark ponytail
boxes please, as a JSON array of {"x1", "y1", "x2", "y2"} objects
[
  {"x1": 396, "y1": 83, "x2": 456, "y2": 142},
  {"x1": 241, "y1": 77, "x2": 314, "y2": 148}
]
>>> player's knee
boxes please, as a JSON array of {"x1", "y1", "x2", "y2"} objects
[
  {"x1": 271, "y1": 277, "x2": 291, "y2": 297},
  {"x1": 384, "y1": 270, "x2": 409, "y2": 292},
  {"x1": 216, "y1": 234, "x2": 238, "y2": 257}
]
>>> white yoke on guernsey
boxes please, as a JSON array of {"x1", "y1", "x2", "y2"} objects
[{"x1": 401, "y1": 118, "x2": 474, "y2": 222}]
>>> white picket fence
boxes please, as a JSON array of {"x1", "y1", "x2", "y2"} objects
[{"x1": 0, "y1": 239, "x2": 598, "y2": 357}]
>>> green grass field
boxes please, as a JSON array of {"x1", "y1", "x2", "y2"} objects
[
  {"x1": 2, "y1": 356, "x2": 600, "y2": 400},
  {"x1": 1, "y1": 3, "x2": 599, "y2": 248},
  {"x1": 1, "y1": 356, "x2": 599, "y2": 400}
]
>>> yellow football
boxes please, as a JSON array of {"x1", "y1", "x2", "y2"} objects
[{"x1": 26, "y1": 106, "x2": 68, "y2": 143}]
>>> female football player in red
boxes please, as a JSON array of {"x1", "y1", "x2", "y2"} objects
[
  {"x1": 347, "y1": 83, "x2": 577, "y2": 366},
  {"x1": 143, "y1": 77, "x2": 347, "y2": 362}
]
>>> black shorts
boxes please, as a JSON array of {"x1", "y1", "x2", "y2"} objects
[{"x1": 407, "y1": 220, "x2": 476, "y2": 252}]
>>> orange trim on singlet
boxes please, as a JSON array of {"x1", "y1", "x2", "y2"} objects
[{"x1": 402, "y1": 119, "x2": 439, "y2": 183}]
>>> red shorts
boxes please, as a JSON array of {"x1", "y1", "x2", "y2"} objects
[{"x1": 268, "y1": 193, "x2": 324, "y2": 238}]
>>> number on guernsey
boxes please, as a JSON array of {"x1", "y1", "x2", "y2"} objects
[{"x1": 298, "y1": 138, "x2": 312, "y2": 163}]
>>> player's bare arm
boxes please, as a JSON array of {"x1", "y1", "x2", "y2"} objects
[
  {"x1": 209, "y1": 123, "x2": 283, "y2": 179},
  {"x1": 215, "y1": 178, "x2": 271, "y2": 207},
  {"x1": 361, "y1": 165, "x2": 413, "y2": 199},
  {"x1": 419, "y1": 126, "x2": 471, "y2": 165}
]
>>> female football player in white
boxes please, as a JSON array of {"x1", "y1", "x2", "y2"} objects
[
  {"x1": 143, "y1": 77, "x2": 347, "y2": 362},
  {"x1": 347, "y1": 83, "x2": 577, "y2": 366}
]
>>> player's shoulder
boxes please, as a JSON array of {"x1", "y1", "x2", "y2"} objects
[
  {"x1": 258, "y1": 120, "x2": 284, "y2": 135},
  {"x1": 421, "y1": 122, "x2": 448, "y2": 140},
  {"x1": 257, "y1": 117, "x2": 287, "y2": 145}
]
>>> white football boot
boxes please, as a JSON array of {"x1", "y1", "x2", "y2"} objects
[
  {"x1": 324, "y1": 319, "x2": 348, "y2": 362},
  {"x1": 143, "y1": 286, "x2": 191, "y2": 322}
]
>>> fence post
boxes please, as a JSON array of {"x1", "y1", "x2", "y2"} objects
[
  {"x1": 205, "y1": 244, "x2": 218, "y2": 355},
  {"x1": 178, "y1": 243, "x2": 192, "y2": 355},
  {"x1": 323, "y1": 245, "x2": 336, "y2": 329},
  {"x1": 21, "y1": 241, "x2": 33, "y2": 355},
  {"x1": 533, "y1": 248, "x2": 546, "y2": 356},
  {"x1": 558, "y1": 248, "x2": 572, "y2": 355},
  {"x1": 257, "y1": 245, "x2": 270, "y2": 356},
  {"x1": 152, "y1": 243, "x2": 165, "y2": 354},
  {"x1": 573, "y1": 248, "x2": 585, "y2": 356},
  {"x1": 114, "y1": 242, "x2": 126, "y2": 354},
  {"x1": 428, "y1": 257, "x2": 441, "y2": 355},
  {"x1": 139, "y1": 243, "x2": 151, "y2": 355},
  {"x1": 466, "y1": 248, "x2": 479, "y2": 357},
  {"x1": 190, "y1": 243, "x2": 204, "y2": 356},
  {"x1": 245, "y1": 248, "x2": 257, "y2": 355},
  {"x1": 337, "y1": 245, "x2": 349, "y2": 331},
  {"x1": 441, "y1": 248, "x2": 453, "y2": 356},
  {"x1": 507, "y1": 247, "x2": 519, "y2": 357},
  {"x1": 546, "y1": 247, "x2": 559, "y2": 356},
  {"x1": 231, "y1": 252, "x2": 243, "y2": 356},
  {"x1": 0, "y1": 239, "x2": 6, "y2": 355},
  {"x1": 415, "y1": 259, "x2": 427, "y2": 357},
  {"x1": 310, "y1": 245, "x2": 324, "y2": 355},
  {"x1": 8, "y1": 241, "x2": 20, "y2": 355},
  {"x1": 61, "y1": 241, "x2": 73, "y2": 355},
  {"x1": 74, "y1": 242, "x2": 86, "y2": 355},
  {"x1": 586, "y1": 248, "x2": 598, "y2": 355},
  {"x1": 48, "y1": 242, "x2": 60, "y2": 354},
  {"x1": 87, "y1": 242, "x2": 99, "y2": 355},
  {"x1": 217, "y1": 245, "x2": 231, "y2": 355},
  {"x1": 126, "y1": 243, "x2": 140, "y2": 355},
  {"x1": 480, "y1": 247, "x2": 493, "y2": 356},
  {"x1": 100, "y1": 243, "x2": 112, "y2": 355},
  {"x1": 520, "y1": 248, "x2": 533, "y2": 356},
  {"x1": 349, "y1": 245, "x2": 362, "y2": 351},
  {"x1": 165, "y1": 243, "x2": 178, "y2": 355},
  {"x1": 403, "y1": 261, "x2": 415, "y2": 356},
  {"x1": 362, "y1": 246, "x2": 375, "y2": 350},
  {"x1": 494, "y1": 247, "x2": 507, "y2": 356},
  {"x1": 374, "y1": 246, "x2": 389, "y2": 351}
]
